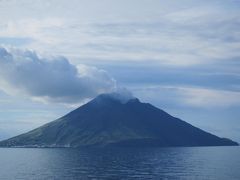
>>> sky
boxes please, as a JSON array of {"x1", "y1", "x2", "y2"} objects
[{"x1": 0, "y1": 0, "x2": 239, "y2": 142}]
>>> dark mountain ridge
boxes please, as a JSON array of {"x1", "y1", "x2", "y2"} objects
[{"x1": 0, "y1": 93, "x2": 238, "y2": 147}]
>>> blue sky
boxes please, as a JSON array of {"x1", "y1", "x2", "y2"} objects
[{"x1": 0, "y1": 0, "x2": 239, "y2": 142}]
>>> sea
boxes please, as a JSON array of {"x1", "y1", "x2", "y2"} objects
[{"x1": 0, "y1": 146, "x2": 239, "y2": 180}]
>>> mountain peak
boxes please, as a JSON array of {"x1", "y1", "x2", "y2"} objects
[
  {"x1": 92, "y1": 92, "x2": 139, "y2": 104},
  {"x1": 0, "y1": 93, "x2": 238, "y2": 148}
]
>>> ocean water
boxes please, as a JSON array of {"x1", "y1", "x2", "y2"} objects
[{"x1": 0, "y1": 146, "x2": 239, "y2": 180}]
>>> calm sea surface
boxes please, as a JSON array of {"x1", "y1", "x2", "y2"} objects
[{"x1": 0, "y1": 146, "x2": 239, "y2": 180}]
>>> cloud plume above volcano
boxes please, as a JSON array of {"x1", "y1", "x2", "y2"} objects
[{"x1": 0, "y1": 47, "x2": 116, "y2": 104}]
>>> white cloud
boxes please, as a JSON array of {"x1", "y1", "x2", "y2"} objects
[{"x1": 0, "y1": 47, "x2": 116, "y2": 104}]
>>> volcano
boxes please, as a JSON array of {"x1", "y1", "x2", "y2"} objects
[{"x1": 0, "y1": 93, "x2": 238, "y2": 147}]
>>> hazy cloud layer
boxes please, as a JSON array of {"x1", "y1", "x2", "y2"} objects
[
  {"x1": 0, "y1": 0, "x2": 239, "y2": 66},
  {"x1": 131, "y1": 85, "x2": 240, "y2": 109},
  {"x1": 0, "y1": 47, "x2": 116, "y2": 104}
]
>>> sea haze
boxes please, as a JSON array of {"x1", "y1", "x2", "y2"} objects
[{"x1": 0, "y1": 147, "x2": 239, "y2": 179}]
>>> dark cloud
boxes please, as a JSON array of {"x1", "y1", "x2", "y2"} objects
[{"x1": 0, "y1": 47, "x2": 116, "y2": 104}]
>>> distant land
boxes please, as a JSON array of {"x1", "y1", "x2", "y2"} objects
[{"x1": 0, "y1": 93, "x2": 238, "y2": 148}]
